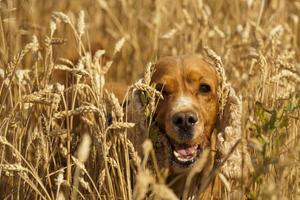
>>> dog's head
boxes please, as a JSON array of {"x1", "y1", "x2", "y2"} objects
[{"x1": 151, "y1": 54, "x2": 219, "y2": 173}]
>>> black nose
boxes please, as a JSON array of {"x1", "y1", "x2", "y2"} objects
[{"x1": 172, "y1": 112, "x2": 198, "y2": 131}]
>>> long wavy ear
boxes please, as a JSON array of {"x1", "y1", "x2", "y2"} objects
[
  {"x1": 216, "y1": 85, "x2": 253, "y2": 178},
  {"x1": 124, "y1": 83, "x2": 149, "y2": 156},
  {"x1": 125, "y1": 75, "x2": 163, "y2": 157},
  {"x1": 203, "y1": 48, "x2": 253, "y2": 183}
]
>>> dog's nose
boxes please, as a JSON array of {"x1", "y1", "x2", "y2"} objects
[{"x1": 172, "y1": 112, "x2": 198, "y2": 130}]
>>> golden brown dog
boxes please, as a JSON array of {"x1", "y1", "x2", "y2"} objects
[
  {"x1": 123, "y1": 54, "x2": 221, "y2": 198},
  {"x1": 150, "y1": 55, "x2": 219, "y2": 174}
]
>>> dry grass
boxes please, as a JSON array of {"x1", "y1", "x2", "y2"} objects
[{"x1": 0, "y1": 0, "x2": 299, "y2": 199}]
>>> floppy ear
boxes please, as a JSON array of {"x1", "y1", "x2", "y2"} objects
[
  {"x1": 124, "y1": 86, "x2": 149, "y2": 156},
  {"x1": 125, "y1": 79, "x2": 171, "y2": 169},
  {"x1": 215, "y1": 84, "x2": 253, "y2": 180}
]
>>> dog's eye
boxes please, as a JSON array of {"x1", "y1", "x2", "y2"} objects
[
  {"x1": 162, "y1": 89, "x2": 170, "y2": 96},
  {"x1": 199, "y1": 84, "x2": 211, "y2": 93},
  {"x1": 155, "y1": 84, "x2": 163, "y2": 92},
  {"x1": 156, "y1": 84, "x2": 170, "y2": 96}
]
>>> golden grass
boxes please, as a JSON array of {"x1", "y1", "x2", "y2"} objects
[{"x1": 0, "y1": 0, "x2": 299, "y2": 199}]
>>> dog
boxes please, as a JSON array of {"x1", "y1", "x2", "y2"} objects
[
  {"x1": 124, "y1": 54, "x2": 222, "y2": 198},
  {"x1": 151, "y1": 54, "x2": 219, "y2": 172}
]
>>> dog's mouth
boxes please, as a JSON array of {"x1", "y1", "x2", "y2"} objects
[
  {"x1": 152, "y1": 121, "x2": 203, "y2": 168},
  {"x1": 168, "y1": 138, "x2": 202, "y2": 166}
]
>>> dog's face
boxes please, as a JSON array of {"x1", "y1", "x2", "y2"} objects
[{"x1": 151, "y1": 55, "x2": 219, "y2": 173}]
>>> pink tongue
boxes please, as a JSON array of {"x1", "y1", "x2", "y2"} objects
[{"x1": 175, "y1": 145, "x2": 197, "y2": 157}]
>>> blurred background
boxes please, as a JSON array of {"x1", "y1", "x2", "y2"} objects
[{"x1": 1, "y1": 0, "x2": 299, "y2": 83}]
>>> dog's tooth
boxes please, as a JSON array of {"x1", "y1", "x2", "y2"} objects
[
  {"x1": 177, "y1": 157, "x2": 183, "y2": 161},
  {"x1": 173, "y1": 150, "x2": 180, "y2": 158},
  {"x1": 177, "y1": 155, "x2": 195, "y2": 162},
  {"x1": 178, "y1": 157, "x2": 188, "y2": 162}
]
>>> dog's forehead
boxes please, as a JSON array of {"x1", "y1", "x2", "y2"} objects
[
  {"x1": 155, "y1": 55, "x2": 216, "y2": 77},
  {"x1": 183, "y1": 55, "x2": 217, "y2": 77}
]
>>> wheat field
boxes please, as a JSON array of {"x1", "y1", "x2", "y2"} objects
[{"x1": 0, "y1": 0, "x2": 299, "y2": 199}]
